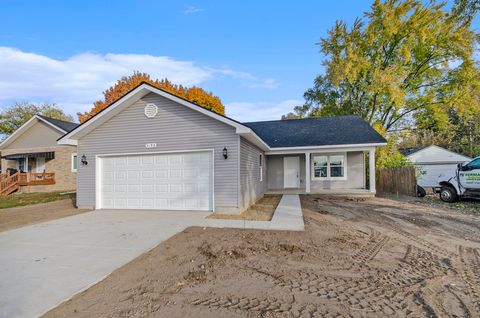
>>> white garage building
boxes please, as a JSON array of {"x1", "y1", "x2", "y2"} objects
[{"x1": 400, "y1": 145, "x2": 471, "y2": 188}]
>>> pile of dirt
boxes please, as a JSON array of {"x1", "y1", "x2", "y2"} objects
[
  {"x1": 44, "y1": 195, "x2": 480, "y2": 318},
  {"x1": 207, "y1": 194, "x2": 282, "y2": 221}
]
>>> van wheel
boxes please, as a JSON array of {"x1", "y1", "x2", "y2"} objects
[{"x1": 440, "y1": 186, "x2": 458, "y2": 203}]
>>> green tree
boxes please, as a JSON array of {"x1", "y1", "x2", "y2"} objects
[
  {"x1": 284, "y1": 0, "x2": 480, "y2": 133},
  {"x1": 0, "y1": 102, "x2": 73, "y2": 138}
]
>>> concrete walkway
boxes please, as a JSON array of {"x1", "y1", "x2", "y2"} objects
[
  {"x1": 0, "y1": 195, "x2": 303, "y2": 318},
  {"x1": 203, "y1": 194, "x2": 304, "y2": 231}
]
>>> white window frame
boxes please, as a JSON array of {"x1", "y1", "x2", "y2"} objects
[
  {"x1": 259, "y1": 153, "x2": 263, "y2": 182},
  {"x1": 71, "y1": 153, "x2": 78, "y2": 173},
  {"x1": 311, "y1": 153, "x2": 347, "y2": 181}
]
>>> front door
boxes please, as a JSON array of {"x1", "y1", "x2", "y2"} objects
[{"x1": 284, "y1": 156, "x2": 300, "y2": 188}]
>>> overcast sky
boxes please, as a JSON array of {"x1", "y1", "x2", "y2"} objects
[{"x1": 0, "y1": 1, "x2": 478, "y2": 122}]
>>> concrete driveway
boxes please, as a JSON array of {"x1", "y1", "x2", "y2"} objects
[{"x1": 0, "y1": 209, "x2": 210, "y2": 318}]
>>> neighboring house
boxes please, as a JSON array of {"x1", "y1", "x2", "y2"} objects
[
  {"x1": 0, "y1": 115, "x2": 79, "y2": 194},
  {"x1": 400, "y1": 145, "x2": 472, "y2": 188},
  {"x1": 58, "y1": 82, "x2": 386, "y2": 213}
]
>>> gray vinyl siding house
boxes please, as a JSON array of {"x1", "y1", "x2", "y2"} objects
[
  {"x1": 59, "y1": 82, "x2": 386, "y2": 213},
  {"x1": 77, "y1": 92, "x2": 241, "y2": 213}
]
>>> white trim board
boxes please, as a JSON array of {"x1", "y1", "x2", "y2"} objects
[{"x1": 266, "y1": 145, "x2": 381, "y2": 155}]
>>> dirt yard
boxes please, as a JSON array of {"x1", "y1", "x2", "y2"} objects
[
  {"x1": 44, "y1": 195, "x2": 480, "y2": 318},
  {"x1": 0, "y1": 199, "x2": 90, "y2": 232},
  {"x1": 207, "y1": 194, "x2": 282, "y2": 221}
]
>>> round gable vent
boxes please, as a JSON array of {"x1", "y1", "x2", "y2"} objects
[{"x1": 144, "y1": 103, "x2": 158, "y2": 118}]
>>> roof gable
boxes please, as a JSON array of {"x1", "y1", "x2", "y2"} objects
[
  {"x1": 406, "y1": 145, "x2": 471, "y2": 163},
  {"x1": 0, "y1": 115, "x2": 77, "y2": 150},
  {"x1": 58, "y1": 82, "x2": 265, "y2": 147}
]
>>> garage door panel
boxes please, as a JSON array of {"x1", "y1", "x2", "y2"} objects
[
  {"x1": 115, "y1": 171, "x2": 126, "y2": 180},
  {"x1": 168, "y1": 155, "x2": 183, "y2": 165},
  {"x1": 100, "y1": 151, "x2": 212, "y2": 211},
  {"x1": 114, "y1": 185, "x2": 126, "y2": 192},
  {"x1": 155, "y1": 170, "x2": 168, "y2": 179},
  {"x1": 141, "y1": 184, "x2": 154, "y2": 192},
  {"x1": 168, "y1": 199, "x2": 183, "y2": 209},
  {"x1": 127, "y1": 171, "x2": 139, "y2": 180},
  {"x1": 127, "y1": 199, "x2": 141, "y2": 209},
  {"x1": 169, "y1": 184, "x2": 183, "y2": 193},
  {"x1": 155, "y1": 184, "x2": 168, "y2": 193},
  {"x1": 114, "y1": 199, "x2": 126, "y2": 209},
  {"x1": 128, "y1": 184, "x2": 140, "y2": 192}
]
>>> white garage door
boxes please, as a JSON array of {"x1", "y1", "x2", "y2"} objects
[
  {"x1": 99, "y1": 151, "x2": 213, "y2": 211},
  {"x1": 417, "y1": 164, "x2": 457, "y2": 187}
]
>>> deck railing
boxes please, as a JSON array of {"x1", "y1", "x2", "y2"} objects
[
  {"x1": 24, "y1": 173, "x2": 56, "y2": 185},
  {"x1": 0, "y1": 172, "x2": 21, "y2": 196},
  {"x1": 0, "y1": 172, "x2": 56, "y2": 195}
]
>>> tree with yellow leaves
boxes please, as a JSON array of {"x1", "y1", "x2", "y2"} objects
[
  {"x1": 78, "y1": 72, "x2": 224, "y2": 123},
  {"x1": 285, "y1": 0, "x2": 479, "y2": 131},
  {"x1": 283, "y1": 0, "x2": 480, "y2": 164}
]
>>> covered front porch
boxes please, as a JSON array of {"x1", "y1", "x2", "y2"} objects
[
  {"x1": 264, "y1": 146, "x2": 376, "y2": 196},
  {"x1": 1, "y1": 152, "x2": 56, "y2": 195}
]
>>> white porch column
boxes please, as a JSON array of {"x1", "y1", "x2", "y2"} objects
[
  {"x1": 369, "y1": 148, "x2": 376, "y2": 193},
  {"x1": 305, "y1": 152, "x2": 311, "y2": 193}
]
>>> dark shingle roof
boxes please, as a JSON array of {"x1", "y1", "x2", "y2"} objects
[
  {"x1": 243, "y1": 115, "x2": 386, "y2": 148},
  {"x1": 38, "y1": 115, "x2": 79, "y2": 133},
  {"x1": 399, "y1": 146, "x2": 427, "y2": 157}
]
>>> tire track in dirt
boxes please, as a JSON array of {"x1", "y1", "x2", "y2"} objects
[
  {"x1": 191, "y1": 296, "x2": 330, "y2": 317},
  {"x1": 239, "y1": 244, "x2": 454, "y2": 317},
  {"x1": 317, "y1": 197, "x2": 453, "y2": 258},
  {"x1": 459, "y1": 246, "x2": 480, "y2": 316},
  {"x1": 352, "y1": 228, "x2": 389, "y2": 264}
]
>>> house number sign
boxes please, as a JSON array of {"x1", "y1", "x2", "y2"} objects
[{"x1": 145, "y1": 143, "x2": 157, "y2": 149}]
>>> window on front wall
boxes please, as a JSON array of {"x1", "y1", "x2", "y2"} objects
[
  {"x1": 312, "y1": 154, "x2": 345, "y2": 179},
  {"x1": 259, "y1": 154, "x2": 263, "y2": 182},
  {"x1": 71, "y1": 153, "x2": 78, "y2": 172}
]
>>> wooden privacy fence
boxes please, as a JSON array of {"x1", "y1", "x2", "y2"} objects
[{"x1": 376, "y1": 166, "x2": 417, "y2": 196}]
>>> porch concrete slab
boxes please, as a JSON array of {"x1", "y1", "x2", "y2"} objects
[{"x1": 0, "y1": 209, "x2": 209, "y2": 318}]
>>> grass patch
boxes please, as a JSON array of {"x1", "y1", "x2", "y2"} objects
[{"x1": 0, "y1": 192, "x2": 75, "y2": 209}]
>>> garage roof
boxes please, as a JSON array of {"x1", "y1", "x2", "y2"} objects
[
  {"x1": 400, "y1": 145, "x2": 471, "y2": 164},
  {"x1": 243, "y1": 116, "x2": 386, "y2": 148}
]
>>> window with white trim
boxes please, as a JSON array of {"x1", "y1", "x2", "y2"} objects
[
  {"x1": 312, "y1": 154, "x2": 345, "y2": 179},
  {"x1": 259, "y1": 154, "x2": 263, "y2": 182},
  {"x1": 71, "y1": 153, "x2": 78, "y2": 172}
]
